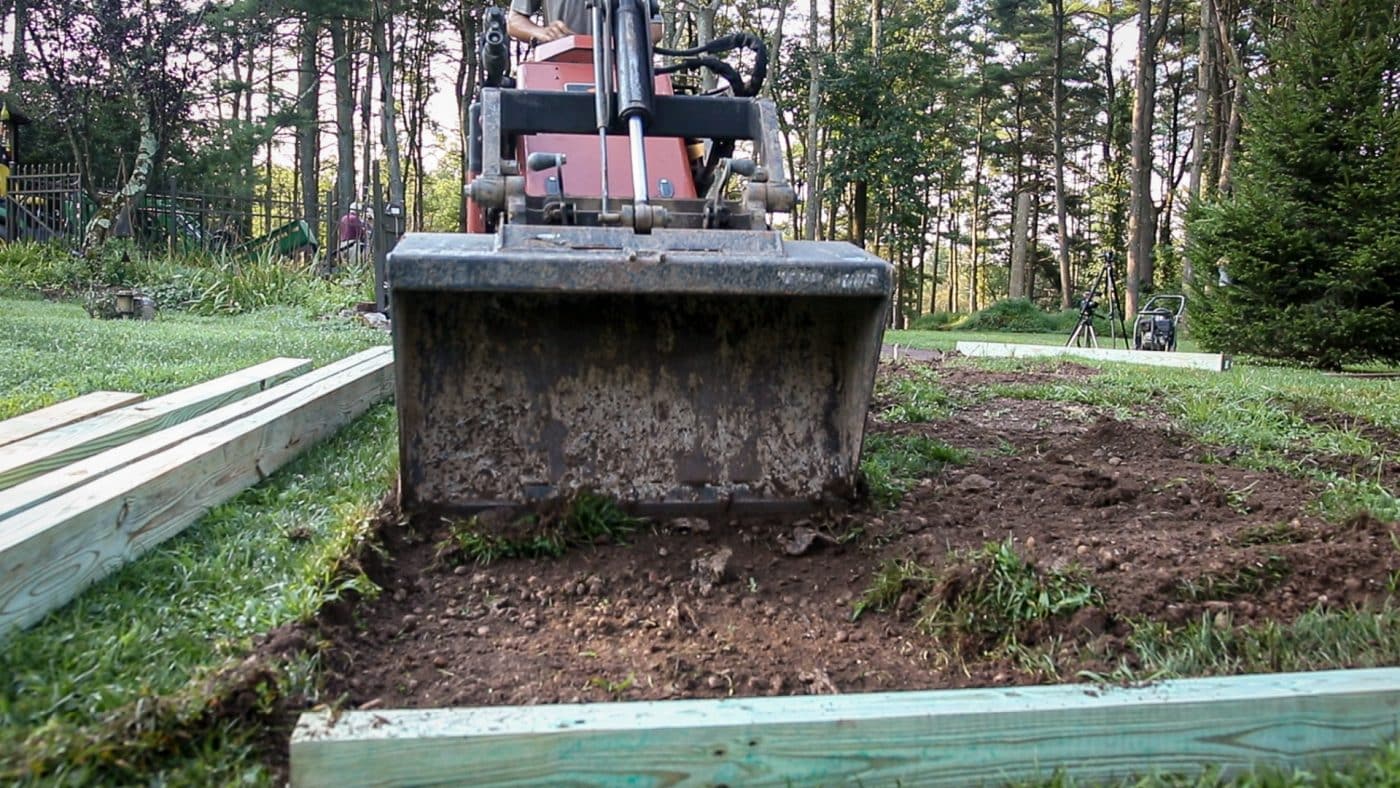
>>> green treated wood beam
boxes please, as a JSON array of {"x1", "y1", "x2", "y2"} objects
[
  {"x1": 0, "y1": 349, "x2": 393, "y2": 639},
  {"x1": 291, "y1": 668, "x2": 1400, "y2": 787},
  {"x1": 0, "y1": 357, "x2": 313, "y2": 490},
  {"x1": 0, "y1": 392, "x2": 145, "y2": 448},
  {"x1": 0, "y1": 347, "x2": 391, "y2": 520},
  {"x1": 955, "y1": 341, "x2": 1232, "y2": 371}
]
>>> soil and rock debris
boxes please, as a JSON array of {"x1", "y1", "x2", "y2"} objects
[{"x1": 308, "y1": 357, "x2": 1399, "y2": 711}]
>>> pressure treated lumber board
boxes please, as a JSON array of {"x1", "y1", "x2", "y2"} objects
[
  {"x1": 0, "y1": 357, "x2": 312, "y2": 491},
  {"x1": 0, "y1": 349, "x2": 393, "y2": 638},
  {"x1": 0, "y1": 347, "x2": 392, "y2": 520},
  {"x1": 0, "y1": 392, "x2": 146, "y2": 448},
  {"x1": 290, "y1": 668, "x2": 1400, "y2": 787},
  {"x1": 956, "y1": 341, "x2": 1233, "y2": 371}
]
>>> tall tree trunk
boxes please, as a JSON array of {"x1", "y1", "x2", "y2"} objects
[
  {"x1": 801, "y1": 0, "x2": 822, "y2": 240},
  {"x1": 1052, "y1": 0, "x2": 1072, "y2": 308},
  {"x1": 969, "y1": 98, "x2": 985, "y2": 313},
  {"x1": 297, "y1": 15, "x2": 321, "y2": 236},
  {"x1": 851, "y1": 0, "x2": 881, "y2": 249},
  {"x1": 1183, "y1": 0, "x2": 1214, "y2": 284},
  {"x1": 1213, "y1": 2, "x2": 1244, "y2": 195},
  {"x1": 764, "y1": 0, "x2": 786, "y2": 100},
  {"x1": 1010, "y1": 191, "x2": 1030, "y2": 299},
  {"x1": 373, "y1": 0, "x2": 405, "y2": 209},
  {"x1": 330, "y1": 17, "x2": 356, "y2": 219},
  {"x1": 928, "y1": 192, "x2": 944, "y2": 314},
  {"x1": 9, "y1": 0, "x2": 27, "y2": 84},
  {"x1": 265, "y1": 36, "x2": 274, "y2": 227},
  {"x1": 947, "y1": 213, "x2": 958, "y2": 313},
  {"x1": 1187, "y1": 0, "x2": 1213, "y2": 204},
  {"x1": 1126, "y1": 0, "x2": 1170, "y2": 317},
  {"x1": 404, "y1": 16, "x2": 431, "y2": 229},
  {"x1": 84, "y1": 107, "x2": 158, "y2": 252},
  {"x1": 696, "y1": 0, "x2": 721, "y2": 92}
]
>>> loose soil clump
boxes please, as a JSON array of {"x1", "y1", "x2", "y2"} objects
[{"x1": 314, "y1": 358, "x2": 1398, "y2": 711}]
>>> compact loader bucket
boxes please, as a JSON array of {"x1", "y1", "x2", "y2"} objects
[{"x1": 390, "y1": 225, "x2": 892, "y2": 518}]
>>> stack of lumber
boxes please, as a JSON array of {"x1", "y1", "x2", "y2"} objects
[{"x1": 0, "y1": 347, "x2": 394, "y2": 640}]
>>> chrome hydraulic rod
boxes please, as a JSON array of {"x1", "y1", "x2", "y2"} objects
[
  {"x1": 628, "y1": 115, "x2": 649, "y2": 205},
  {"x1": 589, "y1": 0, "x2": 611, "y2": 216}
]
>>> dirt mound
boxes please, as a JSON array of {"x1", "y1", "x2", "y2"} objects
[{"x1": 312, "y1": 359, "x2": 1398, "y2": 712}]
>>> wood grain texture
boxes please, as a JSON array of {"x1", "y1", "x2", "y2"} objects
[
  {"x1": 956, "y1": 341, "x2": 1232, "y2": 371},
  {"x1": 0, "y1": 348, "x2": 391, "y2": 520},
  {"x1": 0, "y1": 357, "x2": 313, "y2": 491},
  {"x1": 0, "y1": 351, "x2": 393, "y2": 638},
  {"x1": 0, "y1": 392, "x2": 146, "y2": 448},
  {"x1": 291, "y1": 668, "x2": 1400, "y2": 787}
]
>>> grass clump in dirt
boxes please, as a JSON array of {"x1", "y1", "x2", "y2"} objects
[
  {"x1": 436, "y1": 491, "x2": 644, "y2": 565},
  {"x1": 875, "y1": 366, "x2": 954, "y2": 423},
  {"x1": 854, "y1": 539, "x2": 1101, "y2": 651},
  {"x1": 861, "y1": 432, "x2": 968, "y2": 508},
  {"x1": 1123, "y1": 603, "x2": 1400, "y2": 679},
  {"x1": 1175, "y1": 555, "x2": 1291, "y2": 602},
  {"x1": 1233, "y1": 521, "x2": 1303, "y2": 546}
]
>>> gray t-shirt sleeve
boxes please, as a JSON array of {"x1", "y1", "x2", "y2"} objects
[{"x1": 510, "y1": 0, "x2": 540, "y2": 17}]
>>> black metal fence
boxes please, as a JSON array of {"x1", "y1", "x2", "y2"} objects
[{"x1": 2, "y1": 164, "x2": 307, "y2": 254}]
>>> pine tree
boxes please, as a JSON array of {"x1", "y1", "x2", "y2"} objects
[{"x1": 1186, "y1": 0, "x2": 1400, "y2": 368}]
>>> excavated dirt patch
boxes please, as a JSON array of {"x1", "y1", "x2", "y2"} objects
[{"x1": 314, "y1": 359, "x2": 1399, "y2": 709}]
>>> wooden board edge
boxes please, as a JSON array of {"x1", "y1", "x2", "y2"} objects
[
  {"x1": 0, "y1": 392, "x2": 146, "y2": 448},
  {"x1": 290, "y1": 668, "x2": 1400, "y2": 787},
  {"x1": 955, "y1": 341, "x2": 1230, "y2": 372}
]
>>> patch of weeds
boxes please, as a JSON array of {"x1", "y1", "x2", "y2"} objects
[
  {"x1": 993, "y1": 637, "x2": 1067, "y2": 683},
  {"x1": 917, "y1": 539, "x2": 1100, "y2": 648},
  {"x1": 437, "y1": 491, "x2": 643, "y2": 565},
  {"x1": 860, "y1": 432, "x2": 969, "y2": 508},
  {"x1": 852, "y1": 559, "x2": 937, "y2": 620},
  {"x1": 853, "y1": 540, "x2": 1100, "y2": 653},
  {"x1": 1128, "y1": 603, "x2": 1400, "y2": 678},
  {"x1": 1233, "y1": 522, "x2": 1300, "y2": 547},
  {"x1": 587, "y1": 673, "x2": 637, "y2": 699},
  {"x1": 1176, "y1": 555, "x2": 1291, "y2": 602},
  {"x1": 1222, "y1": 480, "x2": 1259, "y2": 514},
  {"x1": 876, "y1": 368, "x2": 953, "y2": 423},
  {"x1": 1316, "y1": 475, "x2": 1400, "y2": 522}
]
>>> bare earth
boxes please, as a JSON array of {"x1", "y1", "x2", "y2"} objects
[{"x1": 307, "y1": 357, "x2": 1399, "y2": 710}]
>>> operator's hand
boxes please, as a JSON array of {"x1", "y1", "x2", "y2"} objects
[{"x1": 536, "y1": 20, "x2": 574, "y2": 42}]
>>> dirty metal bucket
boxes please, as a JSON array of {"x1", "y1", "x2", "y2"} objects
[{"x1": 389, "y1": 225, "x2": 892, "y2": 518}]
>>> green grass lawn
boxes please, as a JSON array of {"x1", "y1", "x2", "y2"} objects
[{"x1": 0, "y1": 295, "x2": 389, "y2": 419}]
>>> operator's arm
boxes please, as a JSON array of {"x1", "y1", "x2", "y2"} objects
[{"x1": 507, "y1": 9, "x2": 574, "y2": 42}]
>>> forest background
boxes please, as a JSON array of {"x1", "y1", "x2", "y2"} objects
[{"x1": 0, "y1": 0, "x2": 1395, "y2": 366}]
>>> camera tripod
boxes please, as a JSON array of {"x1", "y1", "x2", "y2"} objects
[{"x1": 1066, "y1": 254, "x2": 1129, "y2": 349}]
